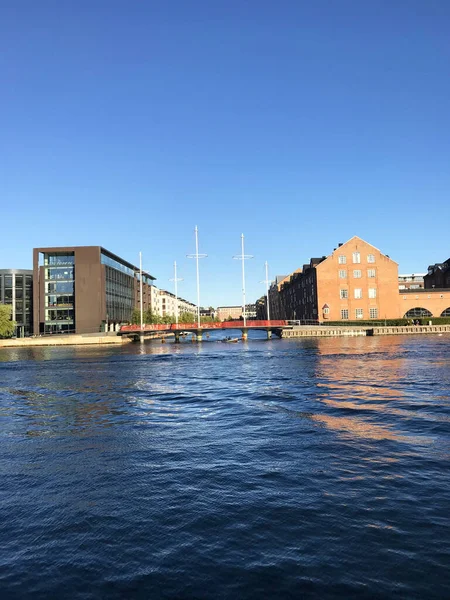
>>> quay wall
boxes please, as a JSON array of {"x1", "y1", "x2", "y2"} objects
[
  {"x1": 282, "y1": 327, "x2": 368, "y2": 338},
  {"x1": 0, "y1": 334, "x2": 132, "y2": 348},
  {"x1": 371, "y1": 325, "x2": 450, "y2": 336},
  {"x1": 281, "y1": 325, "x2": 450, "y2": 338}
]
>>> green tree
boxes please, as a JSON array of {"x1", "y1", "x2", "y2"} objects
[
  {"x1": 131, "y1": 307, "x2": 163, "y2": 325},
  {"x1": 0, "y1": 304, "x2": 16, "y2": 338},
  {"x1": 179, "y1": 312, "x2": 196, "y2": 323}
]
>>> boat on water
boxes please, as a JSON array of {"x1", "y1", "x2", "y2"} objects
[{"x1": 221, "y1": 337, "x2": 239, "y2": 343}]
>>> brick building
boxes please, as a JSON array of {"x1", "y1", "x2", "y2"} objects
[{"x1": 268, "y1": 237, "x2": 399, "y2": 322}]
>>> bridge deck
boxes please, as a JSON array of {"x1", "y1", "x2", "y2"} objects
[{"x1": 119, "y1": 320, "x2": 291, "y2": 335}]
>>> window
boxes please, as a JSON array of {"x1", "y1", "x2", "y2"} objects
[
  {"x1": 352, "y1": 252, "x2": 361, "y2": 264},
  {"x1": 340, "y1": 289, "x2": 348, "y2": 299},
  {"x1": 369, "y1": 308, "x2": 378, "y2": 318},
  {"x1": 353, "y1": 270, "x2": 361, "y2": 278},
  {"x1": 368, "y1": 269, "x2": 376, "y2": 278},
  {"x1": 355, "y1": 308, "x2": 363, "y2": 319},
  {"x1": 339, "y1": 270, "x2": 347, "y2": 279},
  {"x1": 368, "y1": 288, "x2": 377, "y2": 299},
  {"x1": 341, "y1": 309, "x2": 349, "y2": 319},
  {"x1": 367, "y1": 254, "x2": 375, "y2": 263},
  {"x1": 354, "y1": 288, "x2": 362, "y2": 299},
  {"x1": 323, "y1": 307, "x2": 330, "y2": 315},
  {"x1": 338, "y1": 255, "x2": 347, "y2": 264}
]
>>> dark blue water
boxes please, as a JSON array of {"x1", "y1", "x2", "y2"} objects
[{"x1": 1, "y1": 333, "x2": 449, "y2": 599}]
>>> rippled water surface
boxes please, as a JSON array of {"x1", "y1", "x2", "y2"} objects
[{"x1": 1, "y1": 333, "x2": 450, "y2": 599}]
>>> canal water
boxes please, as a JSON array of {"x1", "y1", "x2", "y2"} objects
[{"x1": 0, "y1": 333, "x2": 449, "y2": 599}]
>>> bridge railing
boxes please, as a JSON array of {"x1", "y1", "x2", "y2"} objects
[
  {"x1": 221, "y1": 320, "x2": 288, "y2": 328},
  {"x1": 120, "y1": 320, "x2": 289, "y2": 333}
]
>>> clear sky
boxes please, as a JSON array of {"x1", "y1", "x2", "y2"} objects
[{"x1": 1, "y1": 1, "x2": 449, "y2": 307}]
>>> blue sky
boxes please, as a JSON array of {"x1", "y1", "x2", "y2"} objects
[{"x1": 1, "y1": 1, "x2": 449, "y2": 306}]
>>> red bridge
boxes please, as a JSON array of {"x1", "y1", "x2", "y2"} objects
[{"x1": 119, "y1": 320, "x2": 291, "y2": 341}]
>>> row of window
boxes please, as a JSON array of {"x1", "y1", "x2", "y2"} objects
[
  {"x1": 338, "y1": 253, "x2": 375, "y2": 265},
  {"x1": 43, "y1": 254, "x2": 75, "y2": 266},
  {"x1": 0, "y1": 275, "x2": 32, "y2": 288},
  {"x1": 341, "y1": 308, "x2": 378, "y2": 319},
  {"x1": 339, "y1": 269, "x2": 376, "y2": 278},
  {"x1": 340, "y1": 288, "x2": 377, "y2": 299},
  {"x1": 45, "y1": 268, "x2": 74, "y2": 281}
]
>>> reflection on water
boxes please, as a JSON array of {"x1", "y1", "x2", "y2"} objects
[{"x1": 0, "y1": 334, "x2": 450, "y2": 598}]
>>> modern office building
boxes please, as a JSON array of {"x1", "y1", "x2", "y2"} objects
[
  {"x1": 0, "y1": 269, "x2": 33, "y2": 337},
  {"x1": 33, "y1": 247, "x2": 155, "y2": 335}
]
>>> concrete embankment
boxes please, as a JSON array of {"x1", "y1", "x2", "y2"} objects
[
  {"x1": 371, "y1": 325, "x2": 450, "y2": 336},
  {"x1": 281, "y1": 325, "x2": 450, "y2": 338},
  {"x1": 0, "y1": 334, "x2": 132, "y2": 348}
]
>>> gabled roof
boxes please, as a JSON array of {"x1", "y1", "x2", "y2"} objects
[{"x1": 317, "y1": 235, "x2": 398, "y2": 268}]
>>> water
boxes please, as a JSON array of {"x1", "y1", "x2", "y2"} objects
[{"x1": 1, "y1": 332, "x2": 449, "y2": 599}]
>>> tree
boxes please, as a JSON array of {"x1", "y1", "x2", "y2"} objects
[
  {"x1": 131, "y1": 307, "x2": 163, "y2": 325},
  {"x1": 0, "y1": 304, "x2": 16, "y2": 338},
  {"x1": 179, "y1": 312, "x2": 196, "y2": 323}
]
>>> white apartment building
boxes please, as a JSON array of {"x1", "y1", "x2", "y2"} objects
[{"x1": 150, "y1": 285, "x2": 196, "y2": 320}]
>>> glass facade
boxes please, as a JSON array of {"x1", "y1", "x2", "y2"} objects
[
  {"x1": 101, "y1": 251, "x2": 143, "y2": 324},
  {"x1": 0, "y1": 270, "x2": 33, "y2": 336},
  {"x1": 43, "y1": 252, "x2": 75, "y2": 334},
  {"x1": 104, "y1": 265, "x2": 134, "y2": 322},
  {"x1": 101, "y1": 253, "x2": 135, "y2": 277}
]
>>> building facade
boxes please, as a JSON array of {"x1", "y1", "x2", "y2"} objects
[
  {"x1": 424, "y1": 260, "x2": 450, "y2": 289},
  {"x1": 216, "y1": 306, "x2": 243, "y2": 321},
  {"x1": 399, "y1": 289, "x2": 450, "y2": 319},
  {"x1": 0, "y1": 269, "x2": 33, "y2": 337},
  {"x1": 33, "y1": 247, "x2": 155, "y2": 335},
  {"x1": 216, "y1": 304, "x2": 256, "y2": 321},
  {"x1": 200, "y1": 307, "x2": 216, "y2": 320},
  {"x1": 398, "y1": 273, "x2": 426, "y2": 290},
  {"x1": 267, "y1": 237, "x2": 400, "y2": 323}
]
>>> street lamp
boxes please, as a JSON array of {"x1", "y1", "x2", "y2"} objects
[
  {"x1": 233, "y1": 233, "x2": 253, "y2": 327},
  {"x1": 187, "y1": 226, "x2": 207, "y2": 328},
  {"x1": 260, "y1": 261, "x2": 271, "y2": 322},
  {"x1": 169, "y1": 261, "x2": 183, "y2": 326}
]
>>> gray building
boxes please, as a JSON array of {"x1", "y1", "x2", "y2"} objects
[{"x1": 0, "y1": 269, "x2": 33, "y2": 337}]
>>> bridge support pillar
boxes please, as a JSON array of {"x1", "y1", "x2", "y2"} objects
[
  {"x1": 139, "y1": 333, "x2": 144, "y2": 343},
  {"x1": 267, "y1": 329, "x2": 272, "y2": 340},
  {"x1": 174, "y1": 332, "x2": 180, "y2": 343},
  {"x1": 241, "y1": 329, "x2": 248, "y2": 341},
  {"x1": 196, "y1": 330, "x2": 203, "y2": 342}
]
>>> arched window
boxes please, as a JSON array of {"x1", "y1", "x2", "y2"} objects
[
  {"x1": 440, "y1": 307, "x2": 450, "y2": 317},
  {"x1": 404, "y1": 307, "x2": 433, "y2": 318}
]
